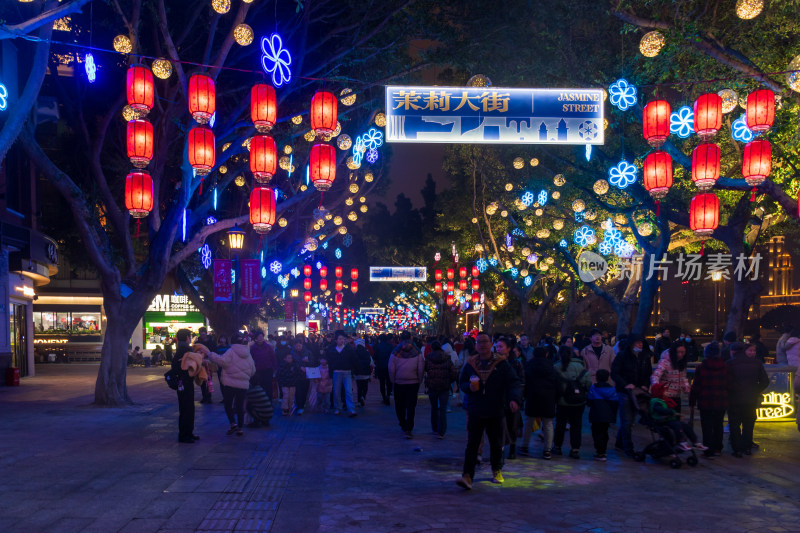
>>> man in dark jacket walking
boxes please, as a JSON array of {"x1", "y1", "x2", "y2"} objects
[
  {"x1": 374, "y1": 334, "x2": 395, "y2": 405},
  {"x1": 610, "y1": 335, "x2": 652, "y2": 456},
  {"x1": 727, "y1": 342, "x2": 769, "y2": 457},
  {"x1": 326, "y1": 331, "x2": 357, "y2": 417},
  {"x1": 250, "y1": 331, "x2": 278, "y2": 399},
  {"x1": 457, "y1": 333, "x2": 522, "y2": 489}
]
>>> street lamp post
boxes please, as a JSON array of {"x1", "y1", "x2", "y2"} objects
[
  {"x1": 711, "y1": 271, "x2": 722, "y2": 340},
  {"x1": 227, "y1": 225, "x2": 245, "y2": 333}
]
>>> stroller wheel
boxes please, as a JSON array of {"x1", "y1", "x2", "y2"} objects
[
  {"x1": 633, "y1": 452, "x2": 646, "y2": 462},
  {"x1": 686, "y1": 456, "x2": 698, "y2": 467},
  {"x1": 669, "y1": 458, "x2": 682, "y2": 469}
]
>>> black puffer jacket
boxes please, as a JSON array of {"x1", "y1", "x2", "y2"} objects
[
  {"x1": 524, "y1": 357, "x2": 559, "y2": 418},
  {"x1": 425, "y1": 349, "x2": 457, "y2": 391},
  {"x1": 459, "y1": 355, "x2": 522, "y2": 418},
  {"x1": 611, "y1": 348, "x2": 652, "y2": 392},
  {"x1": 727, "y1": 355, "x2": 769, "y2": 406}
]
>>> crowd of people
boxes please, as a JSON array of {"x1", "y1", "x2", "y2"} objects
[{"x1": 165, "y1": 325, "x2": 780, "y2": 490}]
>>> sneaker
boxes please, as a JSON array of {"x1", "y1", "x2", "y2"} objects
[
  {"x1": 594, "y1": 453, "x2": 607, "y2": 462},
  {"x1": 518, "y1": 446, "x2": 530, "y2": 456},
  {"x1": 456, "y1": 474, "x2": 473, "y2": 490},
  {"x1": 226, "y1": 425, "x2": 238, "y2": 435},
  {"x1": 404, "y1": 431, "x2": 413, "y2": 439},
  {"x1": 543, "y1": 450, "x2": 552, "y2": 460},
  {"x1": 551, "y1": 446, "x2": 563, "y2": 456},
  {"x1": 569, "y1": 449, "x2": 580, "y2": 459},
  {"x1": 491, "y1": 470, "x2": 504, "y2": 484},
  {"x1": 678, "y1": 442, "x2": 693, "y2": 451},
  {"x1": 693, "y1": 443, "x2": 709, "y2": 451}
]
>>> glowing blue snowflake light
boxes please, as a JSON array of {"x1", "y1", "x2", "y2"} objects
[
  {"x1": 278, "y1": 275, "x2": 289, "y2": 288},
  {"x1": 575, "y1": 211, "x2": 585, "y2": 222},
  {"x1": 322, "y1": 242, "x2": 329, "y2": 249},
  {"x1": 559, "y1": 239, "x2": 568, "y2": 248},
  {"x1": 512, "y1": 228, "x2": 525, "y2": 237},
  {"x1": 261, "y1": 266, "x2": 267, "y2": 279},
  {"x1": 84, "y1": 53, "x2": 96, "y2": 83},
  {"x1": 352, "y1": 136, "x2": 365, "y2": 166},
  {"x1": 231, "y1": 269, "x2": 236, "y2": 284},
  {"x1": 290, "y1": 267, "x2": 300, "y2": 278},
  {"x1": 598, "y1": 240, "x2": 613, "y2": 255},
  {"x1": 199, "y1": 244, "x2": 212, "y2": 269},
  {"x1": 538, "y1": 190, "x2": 548, "y2": 206},
  {"x1": 260, "y1": 33, "x2": 292, "y2": 87},
  {"x1": 521, "y1": 191, "x2": 535, "y2": 207},
  {"x1": 609, "y1": 79, "x2": 637, "y2": 111},
  {"x1": 335, "y1": 247, "x2": 342, "y2": 259},
  {"x1": 670, "y1": 106, "x2": 694, "y2": 139},
  {"x1": 731, "y1": 114, "x2": 754, "y2": 143},
  {"x1": 615, "y1": 241, "x2": 636, "y2": 258},
  {"x1": 366, "y1": 149, "x2": 379, "y2": 164},
  {"x1": 362, "y1": 128, "x2": 384, "y2": 150},
  {"x1": 574, "y1": 225, "x2": 596, "y2": 247},
  {"x1": 510, "y1": 268, "x2": 519, "y2": 278},
  {"x1": 206, "y1": 216, "x2": 217, "y2": 225},
  {"x1": 316, "y1": 261, "x2": 322, "y2": 270},
  {"x1": 476, "y1": 258, "x2": 488, "y2": 273},
  {"x1": 343, "y1": 234, "x2": 353, "y2": 247},
  {"x1": 269, "y1": 260, "x2": 283, "y2": 274},
  {"x1": 488, "y1": 257, "x2": 498, "y2": 267},
  {"x1": 609, "y1": 160, "x2": 637, "y2": 189}
]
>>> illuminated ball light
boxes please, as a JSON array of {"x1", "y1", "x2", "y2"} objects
[
  {"x1": 234, "y1": 175, "x2": 245, "y2": 187},
  {"x1": 340, "y1": 88, "x2": 356, "y2": 106},
  {"x1": 125, "y1": 170, "x2": 153, "y2": 218},
  {"x1": 188, "y1": 127, "x2": 215, "y2": 176},
  {"x1": 279, "y1": 156, "x2": 291, "y2": 170},
  {"x1": 787, "y1": 55, "x2": 800, "y2": 92},
  {"x1": 374, "y1": 112, "x2": 386, "y2": 127},
  {"x1": 250, "y1": 187, "x2": 276, "y2": 234},
  {"x1": 126, "y1": 119, "x2": 153, "y2": 168},
  {"x1": 310, "y1": 91, "x2": 337, "y2": 135},
  {"x1": 113, "y1": 35, "x2": 133, "y2": 54},
  {"x1": 251, "y1": 84, "x2": 276, "y2": 132},
  {"x1": 152, "y1": 58, "x2": 172, "y2": 79},
  {"x1": 718, "y1": 89, "x2": 738, "y2": 113},
  {"x1": 642, "y1": 100, "x2": 670, "y2": 148},
  {"x1": 742, "y1": 139, "x2": 771, "y2": 187},
  {"x1": 691, "y1": 143, "x2": 720, "y2": 191},
  {"x1": 553, "y1": 174, "x2": 566, "y2": 186},
  {"x1": 745, "y1": 89, "x2": 775, "y2": 133},
  {"x1": 571, "y1": 199, "x2": 585, "y2": 213},
  {"x1": 530, "y1": 158, "x2": 539, "y2": 167},
  {"x1": 639, "y1": 31, "x2": 665, "y2": 57},
  {"x1": 212, "y1": 0, "x2": 230, "y2": 14},
  {"x1": 693, "y1": 93, "x2": 722, "y2": 140},
  {"x1": 690, "y1": 193, "x2": 719, "y2": 238},
  {"x1": 337, "y1": 135, "x2": 352, "y2": 150},
  {"x1": 127, "y1": 66, "x2": 154, "y2": 115},
  {"x1": 735, "y1": 0, "x2": 763, "y2": 19},
  {"x1": 250, "y1": 135, "x2": 277, "y2": 183},
  {"x1": 593, "y1": 179, "x2": 609, "y2": 195},
  {"x1": 234, "y1": 24, "x2": 253, "y2": 46},
  {"x1": 536, "y1": 229, "x2": 550, "y2": 239},
  {"x1": 122, "y1": 105, "x2": 137, "y2": 122},
  {"x1": 553, "y1": 218, "x2": 564, "y2": 230},
  {"x1": 467, "y1": 74, "x2": 492, "y2": 87},
  {"x1": 305, "y1": 238, "x2": 318, "y2": 252},
  {"x1": 513, "y1": 157, "x2": 524, "y2": 169},
  {"x1": 552, "y1": 191, "x2": 560, "y2": 200},
  {"x1": 311, "y1": 144, "x2": 336, "y2": 191},
  {"x1": 278, "y1": 218, "x2": 288, "y2": 227},
  {"x1": 359, "y1": 204, "x2": 368, "y2": 213},
  {"x1": 642, "y1": 151, "x2": 673, "y2": 200}
]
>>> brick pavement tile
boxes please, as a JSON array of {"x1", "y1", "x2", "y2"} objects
[
  {"x1": 197, "y1": 518, "x2": 238, "y2": 530},
  {"x1": 118, "y1": 518, "x2": 168, "y2": 533},
  {"x1": 195, "y1": 475, "x2": 236, "y2": 492},
  {"x1": 234, "y1": 518, "x2": 273, "y2": 531}
]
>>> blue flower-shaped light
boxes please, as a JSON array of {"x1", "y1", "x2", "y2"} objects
[
  {"x1": 476, "y1": 258, "x2": 488, "y2": 272},
  {"x1": 260, "y1": 33, "x2": 292, "y2": 87},
  {"x1": 512, "y1": 228, "x2": 525, "y2": 237},
  {"x1": 510, "y1": 267, "x2": 519, "y2": 278},
  {"x1": 343, "y1": 234, "x2": 353, "y2": 247},
  {"x1": 559, "y1": 239, "x2": 568, "y2": 248},
  {"x1": 199, "y1": 244, "x2": 212, "y2": 269},
  {"x1": 322, "y1": 241, "x2": 329, "y2": 249},
  {"x1": 605, "y1": 228, "x2": 623, "y2": 245},
  {"x1": 670, "y1": 106, "x2": 694, "y2": 139},
  {"x1": 206, "y1": 216, "x2": 217, "y2": 225},
  {"x1": 352, "y1": 136, "x2": 365, "y2": 166},
  {"x1": 609, "y1": 79, "x2": 637, "y2": 111},
  {"x1": 524, "y1": 275, "x2": 532, "y2": 287},
  {"x1": 488, "y1": 257, "x2": 498, "y2": 267},
  {"x1": 574, "y1": 225, "x2": 595, "y2": 247},
  {"x1": 261, "y1": 266, "x2": 267, "y2": 279},
  {"x1": 366, "y1": 149, "x2": 379, "y2": 164},
  {"x1": 362, "y1": 128, "x2": 384, "y2": 150},
  {"x1": 609, "y1": 160, "x2": 637, "y2": 189},
  {"x1": 538, "y1": 190, "x2": 548, "y2": 206},
  {"x1": 598, "y1": 240, "x2": 613, "y2": 256},
  {"x1": 615, "y1": 241, "x2": 636, "y2": 258},
  {"x1": 521, "y1": 191, "x2": 535, "y2": 207},
  {"x1": 269, "y1": 260, "x2": 283, "y2": 274},
  {"x1": 278, "y1": 275, "x2": 289, "y2": 288},
  {"x1": 85, "y1": 53, "x2": 96, "y2": 83},
  {"x1": 335, "y1": 247, "x2": 342, "y2": 259},
  {"x1": 290, "y1": 267, "x2": 300, "y2": 278},
  {"x1": 731, "y1": 114, "x2": 754, "y2": 143}
]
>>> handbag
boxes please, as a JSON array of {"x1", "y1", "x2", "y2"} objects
[{"x1": 164, "y1": 368, "x2": 181, "y2": 390}]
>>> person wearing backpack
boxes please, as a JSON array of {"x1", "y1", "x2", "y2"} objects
[
  {"x1": 424, "y1": 341, "x2": 458, "y2": 438},
  {"x1": 553, "y1": 346, "x2": 591, "y2": 458}
]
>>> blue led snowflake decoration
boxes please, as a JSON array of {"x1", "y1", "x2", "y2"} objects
[
  {"x1": 598, "y1": 240, "x2": 613, "y2": 256},
  {"x1": 366, "y1": 149, "x2": 379, "y2": 164},
  {"x1": 731, "y1": 114, "x2": 754, "y2": 143},
  {"x1": 278, "y1": 275, "x2": 289, "y2": 288},
  {"x1": 199, "y1": 244, "x2": 212, "y2": 269},
  {"x1": 343, "y1": 234, "x2": 353, "y2": 247},
  {"x1": 615, "y1": 241, "x2": 636, "y2": 258},
  {"x1": 290, "y1": 267, "x2": 300, "y2": 278},
  {"x1": 574, "y1": 225, "x2": 596, "y2": 247},
  {"x1": 84, "y1": 53, "x2": 96, "y2": 83},
  {"x1": 609, "y1": 160, "x2": 637, "y2": 189},
  {"x1": 231, "y1": 269, "x2": 236, "y2": 284},
  {"x1": 261, "y1": 266, "x2": 267, "y2": 279},
  {"x1": 510, "y1": 268, "x2": 519, "y2": 278},
  {"x1": 260, "y1": 33, "x2": 292, "y2": 87},
  {"x1": 521, "y1": 191, "x2": 535, "y2": 207},
  {"x1": 362, "y1": 128, "x2": 384, "y2": 150},
  {"x1": 206, "y1": 216, "x2": 217, "y2": 225},
  {"x1": 322, "y1": 242, "x2": 329, "y2": 250},
  {"x1": 269, "y1": 260, "x2": 283, "y2": 274},
  {"x1": 538, "y1": 190, "x2": 548, "y2": 206},
  {"x1": 335, "y1": 247, "x2": 342, "y2": 259},
  {"x1": 559, "y1": 239, "x2": 568, "y2": 248},
  {"x1": 316, "y1": 261, "x2": 322, "y2": 270},
  {"x1": 575, "y1": 211, "x2": 585, "y2": 222},
  {"x1": 609, "y1": 79, "x2": 637, "y2": 111},
  {"x1": 604, "y1": 228, "x2": 623, "y2": 246},
  {"x1": 512, "y1": 228, "x2": 525, "y2": 237},
  {"x1": 476, "y1": 258, "x2": 488, "y2": 273},
  {"x1": 670, "y1": 106, "x2": 694, "y2": 139},
  {"x1": 524, "y1": 275, "x2": 532, "y2": 287},
  {"x1": 488, "y1": 257, "x2": 498, "y2": 267},
  {"x1": 352, "y1": 136, "x2": 365, "y2": 166}
]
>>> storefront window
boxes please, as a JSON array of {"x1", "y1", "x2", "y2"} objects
[{"x1": 34, "y1": 312, "x2": 102, "y2": 334}]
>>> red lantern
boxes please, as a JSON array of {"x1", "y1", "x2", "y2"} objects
[
  {"x1": 472, "y1": 278, "x2": 479, "y2": 291},
  {"x1": 446, "y1": 281, "x2": 454, "y2": 292},
  {"x1": 434, "y1": 282, "x2": 442, "y2": 293},
  {"x1": 310, "y1": 91, "x2": 337, "y2": 135},
  {"x1": 690, "y1": 193, "x2": 719, "y2": 237},
  {"x1": 335, "y1": 292, "x2": 343, "y2": 306},
  {"x1": 742, "y1": 139, "x2": 772, "y2": 187},
  {"x1": 459, "y1": 266, "x2": 468, "y2": 278},
  {"x1": 251, "y1": 84, "x2": 277, "y2": 133},
  {"x1": 459, "y1": 279, "x2": 468, "y2": 291},
  {"x1": 249, "y1": 187, "x2": 276, "y2": 234},
  {"x1": 746, "y1": 89, "x2": 775, "y2": 133},
  {"x1": 304, "y1": 278, "x2": 312, "y2": 290},
  {"x1": 126, "y1": 119, "x2": 153, "y2": 168},
  {"x1": 125, "y1": 170, "x2": 153, "y2": 218},
  {"x1": 126, "y1": 66, "x2": 154, "y2": 115},
  {"x1": 304, "y1": 291, "x2": 312, "y2": 302},
  {"x1": 304, "y1": 265, "x2": 312, "y2": 277},
  {"x1": 693, "y1": 93, "x2": 722, "y2": 140},
  {"x1": 351, "y1": 281, "x2": 358, "y2": 294},
  {"x1": 446, "y1": 268, "x2": 454, "y2": 279},
  {"x1": 691, "y1": 143, "x2": 720, "y2": 191},
  {"x1": 472, "y1": 292, "x2": 480, "y2": 303},
  {"x1": 188, "y1": 74, "x2": 215, "y2": 124},
  {"x1": 320, "y1": 266, "x2": 328, "y2": 278},
  {"x1": 350, "y1": 268, "x2": 358, "y2": 280},
  {"x1": 643, "y1": 151, "x2": 673, "y2": 200},
  {"x1": 310, "y1": 143, "x2": 336, "y2": 191},
  {"x1": 188, "y1": 126, "x2": 215, "y2": 176},
  {"x1": 642, "y1": 100, "x2": 670, "y2": 148},
  {"x1": 472, "y1": 266, "x2": 479, "y2": 277},
  {"x1": 250, "y1": 135, "x2": 277, "y2": 183},
  {"x1": 335, "y1": 266, "x2": 343, "y2": 278},
  {"x1": 335, "y1": 280, "x2": 343, "y2": 292},
  {"x1": 434, "y1": 269, "x2": 442, "y2": 281},
  {"x1": 320, "y1": 279, "x2": 328, "y2": 291},
  {"x1": 446, "y1": 295, "x2": 455, "y2": 306}
]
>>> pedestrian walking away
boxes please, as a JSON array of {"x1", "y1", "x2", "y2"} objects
[{"x1": 389, "y1": 331, "x2": 424, "y2": 438}]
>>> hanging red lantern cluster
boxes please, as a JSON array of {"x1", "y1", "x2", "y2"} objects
[
  {"x1": 472, "y1": 278, "x2": 480, "y2": 291},
  {"x1": 125, "y1": 170, "x2": 154, "y2": 218},
  {"x1": 471, "y1": 265, "x2": 479, "y2": 277},
  {"x1": 249, "y1": 187, "x2": 276, "y2": 234},
  {"x1": 310, "y1": 143, "x2": 336, "y2": 191},
  {"x1": 434, "y1": 282, "x2": 443, "y2": 293},
  {"x1": 304, "y1": 265, "x2": 312, "y2": 277},
  {"x1": 335, "y1": 280, "x2": 343, "y2": 292},
  {"x1": 643, "y1": 151, "x2": 673, "y2": 201},
  {"x1": 335, "y1": 292, "x2": 343, "y2": 306},
  {"x1": 251, "y1": 84, "x2": 277, "y2": 132},
  {"x1": 690, "y1": 193, "x2": 719, "y2": 238},
  {"x1": 746, "y1": 89, "x2": 775, "y2": 133},
  {"x1": 459, "y1": 266, "x2": 467, "y2": 278},
  {"x1": 691, "y1": 143, "x2": 720, "y2": 191},
  {"x1": 335, "y1": 266, "x2": 343, "y2": 278},
  {"x1": 446, "y1": 295, "x2": 455, "y2": 306},
  {"x1": 188, "y1": 126, "x2": 215, "y2": 176},
  {"x1": 446, "y1": 281, "x2": 454, "y2": 292},
  {"x1": 350, "y1": 268, "x2": 358, "y2": 280},
  {"x1": 642, "y1": 100, "x2": 670, "y2": 148},
  {"x1": 126, "y1": 119, "x2": 153, "y2": 168},
  {"x1": 304, "y1": 278, "x2": 312, "y2": 290},
  {"x1": 446, "y1": 268, "x2": 455, "y2": 279},
  {"x1": 310, "y1": 91, "x2": 337, "y2": 135},
  {"x1": 304, "y1": 291, "x2": 312, "y2": 302},
  {"x1": 472, "y1": 292, "x2": 480, "y2": 303},
  {"x1": 351, "y1": 281, "x2": 358, "y2": 294},
  {"x1": 188, "y1": 74, "x2": 215, "y2": 125},
  {"x1": 320, "y1": 279, "x2": 328, "y2": 291},
  {"x1": 693, "y1": 93, "x2": 722, "y2": 140},
  {"x1": 250, "y1": 135, "x2": 277, "y2": 183},
  {"x1": 459, "y1": 279, "x2": 468, "y2": 291},
  {"x1": 435, "y1": 269, "x2": 442, "y2": 281},
  {"x1": 320, "y1": 266, "x2": 328, "y2": 278},
  {"x1": 127, "y1": 66, "x2": 154, "y2": 115},
  {"x1": 742, "y1": 139, "x2": 771, "y2": 188}
]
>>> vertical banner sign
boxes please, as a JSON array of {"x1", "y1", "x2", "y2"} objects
[
  {"x1": 240, "y1": 259, "x2": 261, "y2": 304},
  {"x1": 284, "y1": 301, "x2": 294, "y2": 321},
  {"x1": 297, "y1": 304, "x2": 306, "y2": 322},
  {"x1": 213, "y1": 259, "x2": 232, "y2": 302}
]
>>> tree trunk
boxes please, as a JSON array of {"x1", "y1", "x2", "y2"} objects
[
  {"x1": 615, "y1": 302, "x2": 633, "y2": 338},
  {"x1": 93, "y1": 315, "x2": 138, "y2": 406},
  {"x1": 521, "y1": 303, "x2": 536, "y2": 338},
  {"x1": 725, "y1": 277, "x2": 763, "y2": 339},
  {"x1": 561, "y1": 290, "x2": 597, "y2": 338},
  {"x1": 632, "y1": 273, "x2": 660, "y2": 335},
  {"x1": 483, "y1": 307, "x2": 495, "y2": 335}
]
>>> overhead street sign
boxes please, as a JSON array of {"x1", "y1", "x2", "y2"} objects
[{"x1": 369, "y1": 266, "x2": 427, "y2": 282}]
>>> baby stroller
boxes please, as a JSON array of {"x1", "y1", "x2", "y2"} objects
[{"x1": 630, "y1": 388, "x2": 698, "y2": 469}]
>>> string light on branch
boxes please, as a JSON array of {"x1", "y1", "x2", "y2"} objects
[
  {"x1": 639, "y1": 31, "x2": 665, "y2": 57},
  {"x1": 211, "y1": 0, "x2": 230, "y2": 14}
]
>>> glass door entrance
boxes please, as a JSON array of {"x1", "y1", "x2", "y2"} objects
[{"x1": 10, "y1": 303, "x2": 28, "y2": 377}]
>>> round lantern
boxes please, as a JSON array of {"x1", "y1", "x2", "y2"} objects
[
  {"x1": 310, "y1": 143, "x2": 336, "y2": 191},
  {"x1": 446, "y1": 295, "x2": 455, "y2": 306},
  {"x1": 746, "y1": 89, "x2": 775, "y2": 133},
  {"x1": 188, "y1": 126, "x2": 215, "y2": 176},
  {"x1": 642, "y1": 151, "x2": 673, "y2": 200},
  {"x1": 250, "y1": 135, "x2": 277, "y2": 183},
  {"x1": 125, "y1": 170, "x2": 153, "y2": 218},
  {"x1": 742, "y1": 139, "x2": 772, "y2": 187},
  {"x1": 320, "y1": 266, "x2": 328, "y2": 278},
  {"x1": 310, "y1": 91, "x2": 337, "y2": 135},
  {"x1": 459, "y1": 266, "x2": 468, "y2": 278},
  {"x1": 434, "y1": 282, "x2": 443, "y2": 293},
  {"x1": 304, "y1": 278, "x2": 312, "y2": 290},
  {"x1": 251, "y1": 84, "x2": 276, "y2": 132},
  {"x1": 335, "y1": 292, "x2": 343, "y2": 306},
  {"x1": 126, "y1": 119, "x2": 153, "y2": 168},
  {"x1": 472, "y1": 292, "x2": 480, "y2": 303},
  {"x1": 335, "y1": 280, "x2": 343, "y2": 292},
  {"x1": 434, "y1": 269, "x2": 442, "y2": 281},
  {"x1": 335, "y1": 266, "x2": 343, "y2": 278},
  {"x1": 691, "y1": 143, "x2": 721, "y2": 191},
  {"x1": 472, "y1": 278, "x2": 479, "y2": 291},
  {"x1": 304, "y1": 265, "x2": 312, "y2": 277},
  {"x1": 446, "y1": 281, "x2": 454, "y2": 292},
  {"x1": 472, "y1": 266, "x2": 479, "y2": 277},
  {"x1": 693, "y1": 93, "x2": 722, "y2": 140},
  {"x1": 188, "y1": 74, "x2": 215, "y2": 125},
  {"x1": 351, "y1": 281, "x2": 358, "y2": 294},
  {"x1": 126, "y1": 66, "x2": 154, "y2": 115},
  {"x1": 350, "y1": 268, "x2": 358, "y2": 280},
  {"x1": 249, "y1": 187, "x2": 276, "y2": 234},
  {"x1": 459, "y1": 279, "x2": 468, "y2": 291},
  {"x1": 320, "y1": 279, "x2": 328, "y2": 291},
  {"x1": 446, "y1": 268, "x2": 454, "y2": 279},
  {"x1": 690, "y1": 193, "x2": 719, "y2": 237},
  {"x1": 304, "y1": 291, "x2": 312, "y2": 302},
  {"x1": 642, "y1": 100, "x2": 670, "y2": 148}
]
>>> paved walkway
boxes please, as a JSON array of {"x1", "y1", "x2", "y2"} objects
[{"x1": 1, "y1": 364, "x2": 799, "y2": 533}]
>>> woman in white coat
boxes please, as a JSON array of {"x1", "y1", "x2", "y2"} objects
[{"x1": 205, "y1": 334, "x2": 256, "y2": 436}]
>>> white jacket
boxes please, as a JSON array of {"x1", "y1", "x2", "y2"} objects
[{"x1": 208, "y1": 344, "x2": 256, "y2": 390}]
